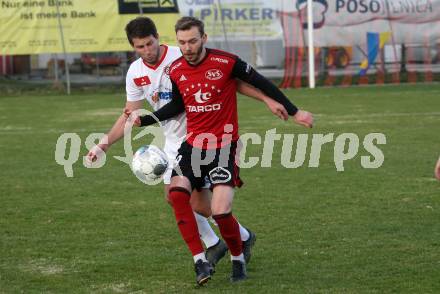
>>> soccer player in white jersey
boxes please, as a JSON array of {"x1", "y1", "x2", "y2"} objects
[{"x1": 86, "y1": 17, "x2": 289, "y2": 269}]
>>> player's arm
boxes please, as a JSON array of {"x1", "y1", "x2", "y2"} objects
[
  {"x1": 232, "y1": 57, "x2": 313, "y2": 128},
  {"x1": 130, "y1": 80, "x2": 185, "y2": 127},
  {"x1": 86, "y1": 100, "x2": 144, "y2": 163},
  {"x1": 236, "y1": 80, "x2": 288, "y2": 121},
  {"x1": 435, "y1": 156, "x2": 440, "y2": 180}
]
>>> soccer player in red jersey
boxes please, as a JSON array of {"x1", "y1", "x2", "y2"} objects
[
  {"x1": 87, "y1": 17, "x2": 287, "y2": 276},
  {"x1": 129, "y1": 16, "x2": 313, "y2": 284}
]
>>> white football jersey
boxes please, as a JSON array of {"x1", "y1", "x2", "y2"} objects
[{"x1": 126, "y1": 45, "x2": 186, "y2": 142}]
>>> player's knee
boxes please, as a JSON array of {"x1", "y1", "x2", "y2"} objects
[
  {"x1": 193, "y1": 207, "x2": 211, "y2": 218},
  {"x1": 190, "y1": 199, "x2": 212, "y2": 217},
  {"x1": 211, "y1": 203, "x2": 231, "y2": 216},
  {"x1": 190, "y1": 188, "x2": 212, "y2": 217}
]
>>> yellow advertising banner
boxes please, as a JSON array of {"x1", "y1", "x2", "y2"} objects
[{"x1": 0, "y1": 0, "x2": 181, "y2": 55}]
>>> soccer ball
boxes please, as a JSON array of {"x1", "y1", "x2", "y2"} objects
[{"x1": 132, "y1": 145, "x2": 168, "y2": 184}]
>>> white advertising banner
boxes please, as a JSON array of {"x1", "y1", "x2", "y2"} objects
[
  {"x1": 177, "y1": 0, "x2": 440, "y2": 46},
  {"x1": 280, "y1": 0, "x2": 440, "y2": 46},
  {"x1": 1, "y1": 0, "x2": 438, "y2": 54}
]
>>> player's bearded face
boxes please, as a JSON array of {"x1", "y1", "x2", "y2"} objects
[
  {"x1": 177, "y1": 27, "x2": 207, "y2": 64},
  {"x1": 132, "y1": 36, "x2": 161, "y2": 65}
]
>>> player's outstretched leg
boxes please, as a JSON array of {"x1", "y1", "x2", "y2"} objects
[
  {"x1": 191, "y1": 189, "x2": 228, "y2": 268},
  {"x1": 169, "y1": 186, "x2": 212, "y2": 285},
  {"x1": 166, "y1": 184, "x2": 227, "y2": 267},
  {"x1": 194, "y1": 212, "x2": 228, "y2": 269},
  {"x1": 194, "y1": 212, "x2": 219, "y2": 248},
  {"x1": 213, "y1": 212, "x2": 247, "y2": 282},
  {"x1": 206, "y1": 218, "x2": 256, "y2": 265},
  {"x1": 211, "y1": 185, "x2": 247, "y2": 282}
]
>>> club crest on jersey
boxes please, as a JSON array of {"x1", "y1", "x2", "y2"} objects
[
  {"x1": 205, "y1": 69, "x2": 223, "y2": 81},
  {"x1": 152, "y1": 92, "x2": 159, "y2": 103},
  {"x1": 209, "y1": 167, "x2": 231, "y2": 184},
  {"x1": 164, "y1": 65, "x2": 170, "y2": 75}
]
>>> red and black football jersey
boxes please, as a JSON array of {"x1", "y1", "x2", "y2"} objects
[
  {"x1": 139, "y1": 48, "x2": 299, "y2": 149},
  {"x1": 169, "y1": 48, "x2": 240, "y2": 149}
]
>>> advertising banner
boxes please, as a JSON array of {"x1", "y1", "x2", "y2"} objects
[
  {"x1": 1, "y1": 0, "x2": 439, "y2": 54},
  {"x1": 291, "y1": 0, "x2": 440, "y2": 46},
  {"x1": 0, "y1": 0, "x2": 180, "y2": 54}
]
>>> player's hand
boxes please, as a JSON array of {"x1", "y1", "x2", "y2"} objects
[
  {"x1": 264, "y1": 98, "x2": 289, "y2": 121},
  {"x1": 435, "y1": 157, "x2": 440, "y2": 181},
  {"x1": 123, "y1": 108, "x2": 141, "y2": 127},
  {"x1": 293, "y1": 110, "x2": 313, "y2": 128},
  {"x1": 86, "y1": 143, "x2": 108, "y2": 164}
]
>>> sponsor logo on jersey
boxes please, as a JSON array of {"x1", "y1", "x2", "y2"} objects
[
  {"x1": 159, "y1": 92, "x2": 172, "y2": 101},
  {"x1": 209, "y1": 167, "x2": 231, "y2": 184},
  {"x1": 151, "y1": 92, "x2": 172, "y2": 103},
  {"x1": 184, "y1": 84, "x2": 222, "y2": 112},
  {"x1": 210, "y1": 57, "x2": 229, "y2": 64},
  {"x1": 179, "y1": 74, "x2": 187, "y2": 81},
  {"x1": 194, "y1": 89, "x2": 212, "y2": 104},
  {"x1": 187, "y1": 104, "x2": 221, "y2": 113},
  {"x1": 133, "y1": 76, "x2": 151, "y2": 86},
  {"x1": 205, "y1": 69, "x2": 223, "y2": 80}
]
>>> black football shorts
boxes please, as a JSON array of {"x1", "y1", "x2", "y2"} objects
[{"x1": 171, "y1": 141, "x2": 243, "y2": 190}]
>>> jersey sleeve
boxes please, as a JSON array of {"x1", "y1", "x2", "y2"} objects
[
  {"x1": 140, "y1": 80, "x2": 185, "y2": 126},
  {"x1": 231, "y1": 57, "x2": 298, "y2": 115},
  {"x1": 125, "y1": 66, "x2": 144, "y2": 102}
]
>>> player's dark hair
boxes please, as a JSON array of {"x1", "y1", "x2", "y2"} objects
[
  {"x1": 174, "y1": 16, "x2": 205, "y2": 37},
  {"x1": 125, "y1": 17, "x2": 158, "y2": 45}
]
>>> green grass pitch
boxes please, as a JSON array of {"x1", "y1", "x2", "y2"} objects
[{"x1": 1, "y1": 84, "x2": 439, "y2": 293}]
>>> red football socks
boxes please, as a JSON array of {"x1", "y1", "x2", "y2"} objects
[
  {"x1": 213, "y1": 213, "x2": 243, "y2": 256},
  {"x1": 169, "y1": 187, "x2": 204, "y2": 256}
]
